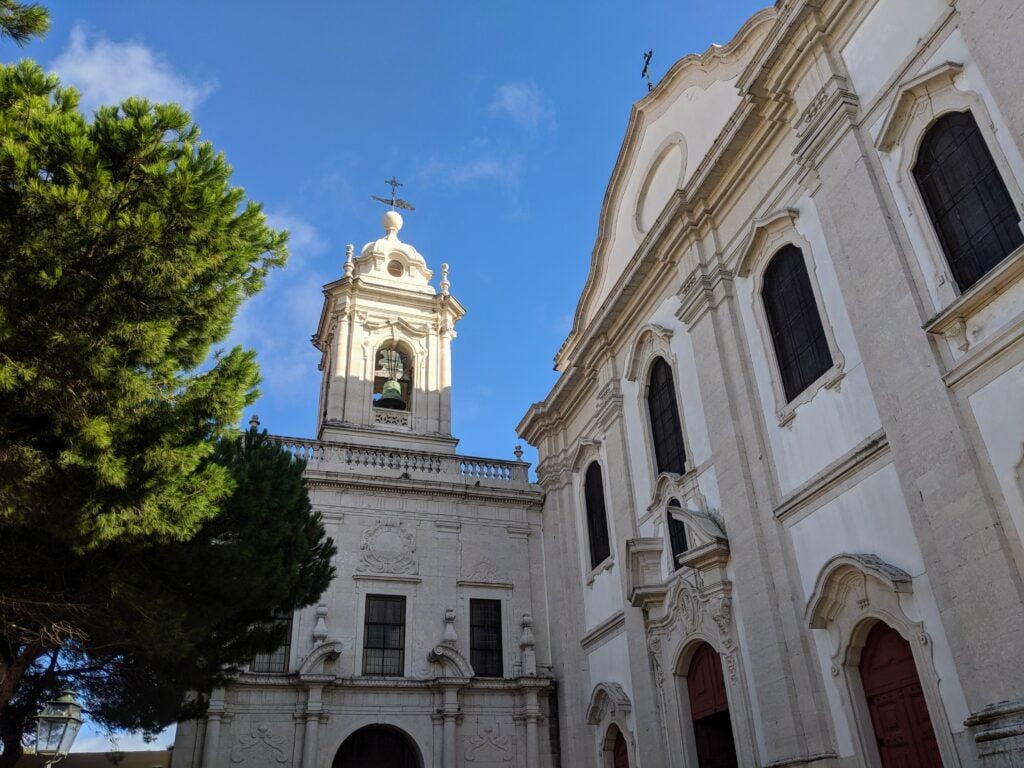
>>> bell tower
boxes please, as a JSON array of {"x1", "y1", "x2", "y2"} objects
[{"x1": 312, "y1": 210, "x2": 465, "y2": 453}]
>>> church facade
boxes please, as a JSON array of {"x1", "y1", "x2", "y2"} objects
[
  {"x1": 171, "y1": 211, "x2": 557, "y2": 768},
  {"x1": 518, "y1": 0, "x2": 1024, "y2": 766},
  {"x1": 173, "y1": 0, "x2": 1024, "y2": 766}
]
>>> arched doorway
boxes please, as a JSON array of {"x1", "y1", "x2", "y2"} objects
[
  {"x1": 333, "y1": 725, "x2": 421, "y2": 768},
  {"x1": 859, "y1": 622, "x2": 943, "y2": 767},
  {"x1": 602, "y1": 724, "x2": 630, "y2": 768},
  {"x1": 687, "y1": 642, "x2": 738, "y2": 768}
]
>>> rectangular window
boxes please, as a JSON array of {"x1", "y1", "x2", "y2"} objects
[
  {"x1": 363, "y1": 595, "x2": 406, "y2": 676},
  {"x1": 470, "y1": 599, "x2": 503, "y2": 677},
  {"x1": 250, "y1": 611, "x2": 293, "y2": 674}
]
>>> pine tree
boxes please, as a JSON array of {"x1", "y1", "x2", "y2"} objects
[
  {"x1": 0, "y1": 61, "x2": 286, "y2": 551},
  {"x1": 0, "y1": 59, "x2": 337, "y2": 764},
  {"x1": 0, "y1": 429, "x2": 336, "y2": 765}
]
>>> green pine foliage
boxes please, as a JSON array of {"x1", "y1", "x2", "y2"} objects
[
  {"x1": 0, "y1": 429, "x2": 336, "y2": 763},
  {"x1": 0, "y1": 61, "x2": 288, "y2": 550},
  {"x1": 0, "y1": 1, "x2": 48, "y2": 46},
  {"x1": 0, "y1": 58, "x2": 337, "y2": 765}
]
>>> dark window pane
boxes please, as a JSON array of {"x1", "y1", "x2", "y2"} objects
[
  {"x1": 363, "y1": 595, "x2": 406, "y2": 676},
  {"x1": 470, "y1": 599, "x2": 503, "y2": 677},
  {"x1": 913, "y1": 111, "x2": 1023, "y2": 291},
  {"x1": 647, "y1": 358, "x2": 687, "y2": 474},
  {"x1": 250, "y1": 611, "x2": 293, "y2": 674},
  {"x1": 762, "y1": 245, "x2": 834, "y2": 402},
  {"x1": 584, "y1": 462, "x2": 611, "y2": 568},
  {"x1": 666, "y1": 500, "x2": 688, "y2": 567}
]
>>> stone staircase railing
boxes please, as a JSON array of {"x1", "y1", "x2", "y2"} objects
[{"x1": 269, "y1": 435, "x2": 531, "y2": 488}]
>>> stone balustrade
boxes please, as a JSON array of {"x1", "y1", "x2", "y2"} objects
[{"x1": 270, "y1": 435, "x2": 532, "y2": 488}]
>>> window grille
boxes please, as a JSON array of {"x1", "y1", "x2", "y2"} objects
[
  {"x1": 762, "y1": 245, "x2": 833, "y2": 402},
  {"x1": 583, "y1": 461, "x2": 611, "y2": 569},
  {"x1": 362, "y1": 595, "x2": 406, "y2": 676},
  {"x1": 250, "y1": 611, "x2": 293, "y2": 673},
  {"x1": 647, "y1": 358, "x2": 687, "y2": 475},
  {"x1": 913, "y1": 110, "x2": 1023, "y2": 292},
  {"x1": 666, "y1": 499, "x2": 688, "y2": 567},
  {"x1": 469, "y1": 599, "x2": 503, "y2": 677}
]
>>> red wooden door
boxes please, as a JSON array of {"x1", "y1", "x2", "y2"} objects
[
  {"x1": 859, "y1": 623, "x2": 943, "y2": 768},
  {"x1": 688, "y1": 643, "x2": 738, "y2": 768},
  {"x1": 612, "y1": 730, "x2": 629, "y2": 768}
]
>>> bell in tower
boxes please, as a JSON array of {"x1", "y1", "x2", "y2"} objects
[
  {"x1": 312, "y1": 203, "x2": 466, "y2": 453},
  {"x1": 374, "y1": 345, "x2": 409, "y2": 410}
]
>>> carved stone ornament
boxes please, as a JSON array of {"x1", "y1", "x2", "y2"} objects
[
  {"x1": 356, "y1": 519, "x2": 417, "y2": 574},
  {"x1": 464, "y1": 723, "x2": 514, "y2": 763},
  {"x1": 586, "y1": 682, "x2": 632, "y2": 726},
  {"x1": 230, "y1": 725, "x2": 288, "y2": 764}
]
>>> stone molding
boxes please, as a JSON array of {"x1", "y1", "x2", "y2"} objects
[
  {"x1": 586, "y1": 682, "x2": 632, "y2": 726},
  {"x1": 803, "y1": 553, "x2": 962, "y2": 767}
]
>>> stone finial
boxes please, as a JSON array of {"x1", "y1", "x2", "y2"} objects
[
  {"x1": 248, "y1": 414, "x2": 260, "y2": 429},
  {"x1": 440, "y1": 607, "x2": 458, "y2": 648},
  {"x1": 513, "y1": 445, "x2": 524, "y2": 461},
  {"x1": 519, "y1": 613, "x2": 537, "y2": 676},
  {"x1": 343, "y1": 244, "x2": 354, "y2": 277},
  {"x1": 382, "y1": 211, "x2": 403, "y2": 238},
  {"x1": 312, "y1": 604, "x2": 328, "y2": 645},
  {"x1": 440, "y1": 263, "x2": 450, "y2": 296}
]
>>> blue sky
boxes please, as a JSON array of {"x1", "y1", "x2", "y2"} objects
[{"x1": 8, "y1": 0, "x2": 766, "y2": 751}]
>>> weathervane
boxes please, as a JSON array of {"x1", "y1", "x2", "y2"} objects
[
  {"x1": 371, "y1": 176, "x2": 416, "y2": 211},
  {"x1": 641, "y1": 49, "x2": 654, "y2": 92}
]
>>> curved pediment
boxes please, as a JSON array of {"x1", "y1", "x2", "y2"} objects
[
  {"x1": 805, "y1": 553, "x2": 913, "y2": 629},
  {"x1": 555, "y1": 8, "x2": 776, "y2": 372},
  {"x1": 647, "y1": 473, "x2": 727, "y2": 545},
  {"x1": 298, "y1": 641, "x2": 343, "y2": 678},
  {"x1": 586, "y1": 682, "x2": 632, "y2": 725},
  {"x1": 428, "y1": 644, "x2": 475, "y2": 678}
]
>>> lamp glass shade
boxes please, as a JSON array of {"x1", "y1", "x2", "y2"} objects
[{"x1": 35, "y1": 692, "x2": 83, "y2": 757}]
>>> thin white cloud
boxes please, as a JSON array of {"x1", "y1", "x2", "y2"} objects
[
  {"x1": 421, "y1": 140, "x2": 523, "y2": 190},
  {"x1": 51, "y1": 24, "x2": 215, "y2": 114},
  {"x1": 489, "y1": 83, "x2": 555, "y2": 133}
]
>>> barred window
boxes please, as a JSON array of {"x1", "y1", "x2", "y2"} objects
[
  {"x1": 913, "y1": 110, "x2": 1023, "y2": 292},
  {"x1": 584, "y1": 461, "x2": 611, "y2": 569},
  {"x1": 647, "y1": 358, "x2": 686, "y2": 475},
  {"x1": 666, "y1": 499, "x2": 688, "y2": 567},
  {"x1": 762, "y1": 245, "x2": 833, "y2": 402},
  {"x1": 250, "y1": 611, "x2": 293, "y2": 674},
  {"x1": 470, "y1": 599, "x2": 503, "y2": 677},
  {"x1": 363, "y1": 595, "x2": 406, "y2": 676}
]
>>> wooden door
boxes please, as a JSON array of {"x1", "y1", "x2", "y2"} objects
[
  {"x1": 859, "y1": 622, "x2": 943, "y2": 768},
  {"x1": 687, "y1": 643, "x2": 738, "y2": 768},
  {"x1": 612, "y1": 730, "x2": 630, "y2": 768}
]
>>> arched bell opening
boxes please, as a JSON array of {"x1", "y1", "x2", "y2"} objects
[
  {"x1": 333, "y1": 724, "x2": 422, "y2": 768},
  {"x1": 373, "y1": 341, "x2": 413, "y2": 411},
  {"x1": 853, "y1": 620, "x2": 944, "y2": 768}
]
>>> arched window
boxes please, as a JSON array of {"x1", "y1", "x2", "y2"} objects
[
  {"x1": 666, "y1": 499, "x2": 688, "y2": 568},
  {"x1": 761, "y1": 245, "x2": 833, "y2": 402},
  {"x1": 646, "y1": 358, "x2": 686, "y2": 475},
  {"x1": 583, "y1": 461, "x2": 611, "y2": 569},
  {"x1": 913, "y1": 110, "x2": 1023, "y2": 292},
  {"x1": 373, "y1": 342, "x2": 412, "y2": 410}
]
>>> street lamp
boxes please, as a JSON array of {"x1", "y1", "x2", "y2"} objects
[{"x1": 35, "y1": 690, "x2": 83, "y2": 766}]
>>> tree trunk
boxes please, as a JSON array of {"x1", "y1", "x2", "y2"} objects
[{"x1": 0, "y1": 730, "x2": 24, "y2": 768}]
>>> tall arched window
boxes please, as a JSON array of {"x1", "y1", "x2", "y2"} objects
[
  {"x1": 913, "y1": 110, "x2": 1023, "y2": 292},
  {"x1": 646, "y1": 358, "x2": 686, "y2": 475},
  {"x1": 583, "y1": 461, "x2": 611, "y2": 569},
  {"x1": 666, "y1": 499, "x2": 688, "y2": 568},
  {"x1": 762, "y1": 245, "x2": 833, "y2": 402}
]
